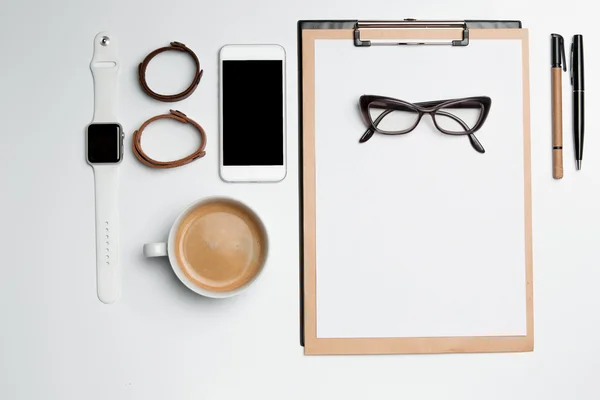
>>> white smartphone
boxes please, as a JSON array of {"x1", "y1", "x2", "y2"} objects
[{"x1": 219, "y1": 44, "x2": 286, "y2": 182}]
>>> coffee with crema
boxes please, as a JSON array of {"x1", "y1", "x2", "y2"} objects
[{"x1": 174, "y1": 199, "x2": 267, "y2": 292}]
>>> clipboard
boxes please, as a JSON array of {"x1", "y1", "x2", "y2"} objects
[{"x1": 299, "y1": 19, "x2": 533, "y2": 355}]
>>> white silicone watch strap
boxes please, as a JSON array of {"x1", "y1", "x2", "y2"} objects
[
  {"x1": 91, "y1": 32, "x2": 119, "y2": 123},
  {"x1": 90, "y1": 31, "x2": 121, "y2": 304},
  {"x1": 93, "y1": 165, "x2": 121, "y2": 303}
]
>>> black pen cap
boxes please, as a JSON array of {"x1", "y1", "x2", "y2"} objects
[
  {"x1": 572, "y1": 34, "x2": 584, "y2": 90},
  {"x1": 551, "y1": 34, "x2": 565, "y2": 70}
]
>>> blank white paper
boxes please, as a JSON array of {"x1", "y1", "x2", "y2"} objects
[{"x1": 314, "y1": 38, "x2": 527, "y2": 338}]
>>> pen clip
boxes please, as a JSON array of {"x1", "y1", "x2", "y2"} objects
[
  {"x1": 560, "y1": 36, "x2": 567, "y2": 72},
  {"x1": 570, "y1": 42, "x2": 574, "y2": 85}
]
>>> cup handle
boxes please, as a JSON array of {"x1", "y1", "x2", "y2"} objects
[{"x1": 144, "y1": 243, "x2": 167, "y2": 258}]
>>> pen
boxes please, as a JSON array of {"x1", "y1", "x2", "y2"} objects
[
  {"x1": 571, "y1": 34, "x2": 585, "y2": 170},
  {"x1": 551, "y1": 34, "x2": 566, "y2": 179}
]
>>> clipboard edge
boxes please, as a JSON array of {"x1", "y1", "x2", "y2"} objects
[
  {"x1": 298, "y1": 19, "x2": 523, "y2": 31},
  {"x1": 305, "y1": 335, "x2": 533, "y2": 355}
]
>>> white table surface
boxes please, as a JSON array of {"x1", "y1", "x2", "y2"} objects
[{"x1": 1, "y1": 0, "x2": 599, "y2": 399}]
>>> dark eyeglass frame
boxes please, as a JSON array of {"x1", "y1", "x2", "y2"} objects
[{"x1": 359, "y1": 95, "x2": 492, "y2": 153}]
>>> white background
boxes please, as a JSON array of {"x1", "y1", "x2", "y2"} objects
[
  {"x1": 1, "y1": 0, "x2": 599, "y2": 399},
  {"x1": 314, "y1": 40, "x2": 527, "y2": 338}
]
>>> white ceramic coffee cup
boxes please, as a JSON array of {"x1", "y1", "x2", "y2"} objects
[{"x1": 143, "y1": 197, "x2": 268, "y2": 298}]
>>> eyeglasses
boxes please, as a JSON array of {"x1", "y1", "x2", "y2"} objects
[{"x1": 359, "y1": 95, "x2": 492, "y2": 153}]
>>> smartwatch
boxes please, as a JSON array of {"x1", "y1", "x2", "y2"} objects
[{"x1": 86, "y1": 32, "x2": 124, "y2": 304}]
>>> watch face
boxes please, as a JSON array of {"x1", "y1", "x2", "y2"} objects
[{"x1": 87, "y1": 124, "x2": 122, "y2": 163}]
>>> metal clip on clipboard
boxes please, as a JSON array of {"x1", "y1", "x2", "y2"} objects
[{"x1": 353, "y1": 19, "x2": 469, "y2": 47}]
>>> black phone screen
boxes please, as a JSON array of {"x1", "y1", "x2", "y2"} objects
[{"x1": 222, "y1": 60, "x2": 284, "y2": 166}]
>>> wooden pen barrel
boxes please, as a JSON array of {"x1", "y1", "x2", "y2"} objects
[{"x1": 552, "y1": 68, "x2": 563, "y2": 179}]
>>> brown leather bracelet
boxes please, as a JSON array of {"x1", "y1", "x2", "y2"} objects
[
  {"x1": 138, "y1": 42, "x2": 203, "y2": 102},
  {"x1": 132, "y1": 110, "x2": 207, "y2": 169}
]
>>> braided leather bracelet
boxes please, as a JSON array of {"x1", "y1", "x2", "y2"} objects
[
  {"x1": 132, "y1": 110, "x2": 206, "y2": 169},
  {"x1": 138, "y1": 42, "x2": 203, "y2": 102}
]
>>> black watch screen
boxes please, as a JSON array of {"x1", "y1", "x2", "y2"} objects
[{"x1": 87, "y1": 123, "x2": 122, "y2": 163}]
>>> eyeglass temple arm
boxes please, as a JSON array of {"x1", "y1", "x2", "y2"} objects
[
  {"x1": 359, "y1": 108, "x2": 393, "y2": 143},
  {"x1": 436, "y1": 110, "x2": 485, "y2": 154}
]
